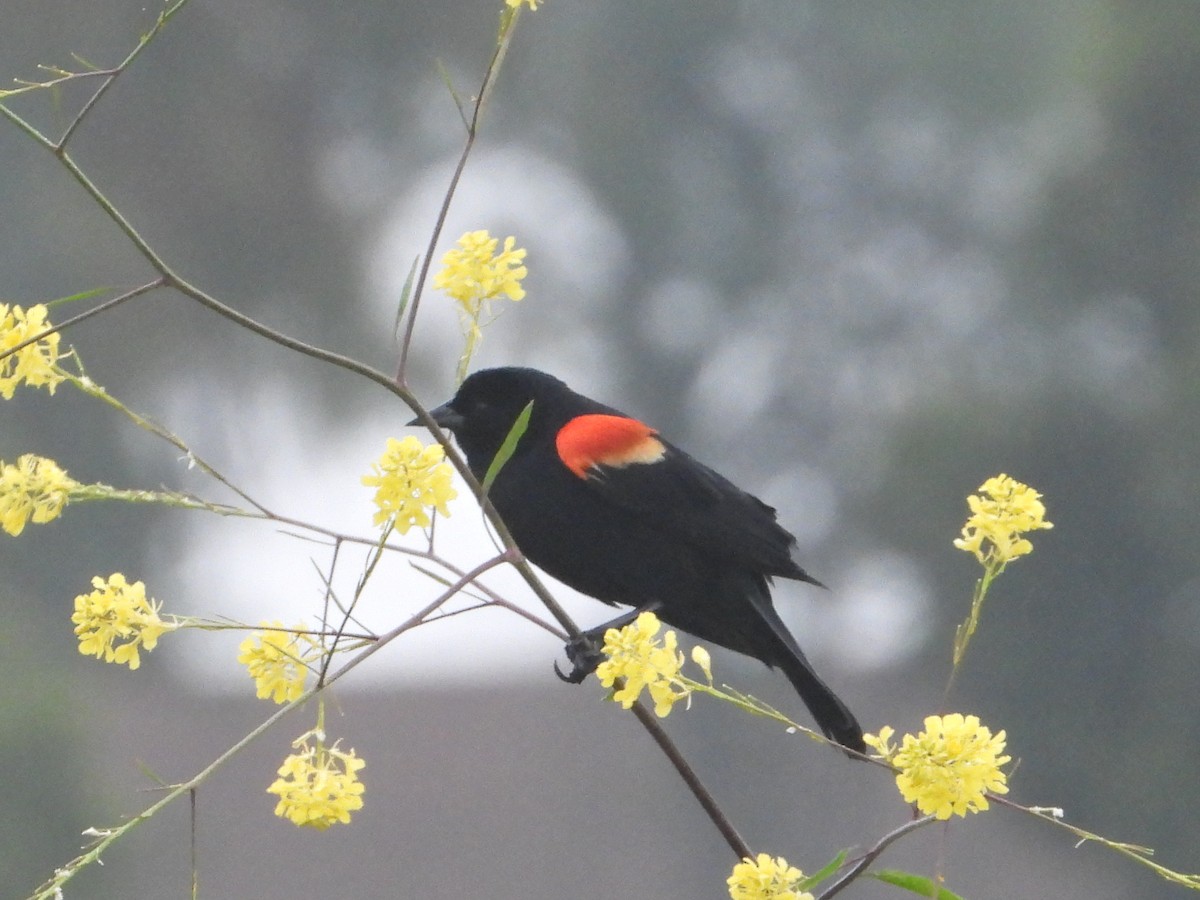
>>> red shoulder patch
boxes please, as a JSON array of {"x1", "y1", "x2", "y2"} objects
[{"x1": 555, "y1": 414, "x2": 666, "y2": 479}]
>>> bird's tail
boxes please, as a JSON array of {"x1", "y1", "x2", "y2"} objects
[
  {"x1": 778, "y1": 651, "x2": 864, "y2": 753},
  {"x1": 742, "y1": 579, "x2": 865, "y2": 753}
]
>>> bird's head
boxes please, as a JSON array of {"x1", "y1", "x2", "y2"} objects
[{"x1": 415, "y1": 367, "x2": 577, "y2": 475}]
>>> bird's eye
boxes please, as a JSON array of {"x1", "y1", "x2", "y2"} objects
[{"x1": 459, "y1": 395, "x2": 493, "y2": 418}]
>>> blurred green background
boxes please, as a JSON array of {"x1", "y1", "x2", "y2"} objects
[{"x1": 3, "y1": 1, "x2": 1198, "y2": 897}]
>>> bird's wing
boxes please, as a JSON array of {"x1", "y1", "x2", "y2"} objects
[{"x1": 553, "y1": 413, "x2": 814, "y2": 581}]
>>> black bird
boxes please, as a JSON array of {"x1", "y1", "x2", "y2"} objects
[{"x1": 420, "y1": 367, "x2": 864, "y2": 752}]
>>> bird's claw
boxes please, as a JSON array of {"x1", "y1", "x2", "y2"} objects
[{"x1": 554, "y1": 633, "x2": 605, "y2": 684}]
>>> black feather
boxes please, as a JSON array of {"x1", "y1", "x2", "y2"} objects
[{"x1": 426, "y1": 367, "x2": 864, "y2": 752}]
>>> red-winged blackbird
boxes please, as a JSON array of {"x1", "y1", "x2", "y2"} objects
[{"x1": 421, "y1": 367, "x2": 864, "y2": 752}]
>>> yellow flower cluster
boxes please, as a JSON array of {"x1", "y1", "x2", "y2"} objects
[
  {"x1": 268, "y1": 736, "x2": 366, "y2": 830},
  {"x1": 954, "y1": 473, "x2": 1053, "y2": 567},
  {"x1": 0, "y1": 302, "x2": 66, "y2": 399},
  {"x1": 0, "y1": 453, "x2": 77, "y2": 536},
  {"x1": 433, "y1": 230, "x2": 527, "y2": 306},
  {"x1": 237, "y1": 622, "x2": 318, "y2": 704},
  {"x1": 432, "y1": 230, "x2": 528, "y2": 381},
  {"x1": 596, "y1": 611, "x2": 692, "y2": 717},
  {"x1": 361, "y1": 436, "x2": 457, "y2": 534},
  {"x1": 72, "y1": 573, "x2": 174, "y2": 670},
  {"x1": 866, "y1": 713, "x2": 1010, "y2": 820},
  {"x1": 727, "y1": 853, "x2": 813, "y2": 900}
]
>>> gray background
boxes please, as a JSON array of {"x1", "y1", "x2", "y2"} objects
[{"x1": 2, "y1": 2, "x2": 1198, "y2": 897}]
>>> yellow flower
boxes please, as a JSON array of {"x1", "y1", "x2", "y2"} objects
[
  {"x1": 361, "y1": 436, "x2": 457, "y2": 534},
  {"x1": 433, "y1": 230, "x2": 527, "y2": 306},
  {"x1": 0, "y1": 453, "x2": 78, "y2": 536},
  {"x1": 238, "y1": 622, "x2": 317, "y2": 704},
  {"x1": 0, "y1": 303, "x2": 66, "y2": 399},
  {"x1": 727, "y1": 853, "x2": 813, "y2": 900},
  {"x1": 954, "y1": 473, "x2": 1053, "y2": 567},
  {"x1": 866, "y1": 714, "x2": 1010, "y2": 820},
  {"x1": 432, "y1": 230, "x2": 528, "y2": 381},
  {"x1": 72, "y1": 573, "x2": 174, "y2": 670},
  {"x1": 863, "y1": 724, "x2": 897, "y2": 756},
  {"x1": 267, "y1": 736, "x2": 366, "y2": 830},
  {"x1": 595, "y1": 611, "x2": 690, "y2": 716}
]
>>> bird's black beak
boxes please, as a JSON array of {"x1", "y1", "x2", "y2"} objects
[{"x1": 408, "y1": 402, "x2": 464, "y2": 432}]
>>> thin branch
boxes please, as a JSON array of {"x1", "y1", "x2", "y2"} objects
[
  {"x1": 629, "y1": 701, "x2": 752, "y2": 859},
  {"x1": 317, "y1": 534, "x2": 389, "y2": 686},
  {"x1": 0, "y1": 97, "x2": 55, "y2": 150},
  {"x1": 0, "y1": 279, "x2": 162, "y2": 367},
  {"x1": 60, "y1": 369, "x2": 272, "y2": 516},
  {"x1": 990, "y1": 795, "x2": 1200, "y2": 890},
  {"x1": 189, "y1": 789, "x2": 198, "y2": 900},
  {"x1": 27, "y1": 556, "x2": 508, "y2": 900},
  {"x1": 395, "y1": 16, "x2": 517, "y2": 381},
  {"x1": 59, "y1": 0, "x2": 194, "y2": 148},
  {"x1": 0, "y1": 67, "x2": 116, "y2": 102},
  {"x1": 816, "y1": 815, "x2": 936, "y2": 899}
]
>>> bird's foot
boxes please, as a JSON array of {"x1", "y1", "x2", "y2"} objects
[
  {"x1": 553, "y1": 632, "x2": 605, "y2": 684},
  {"x1": 553, "y1": 604, "x2": 662, "y2": 684}
]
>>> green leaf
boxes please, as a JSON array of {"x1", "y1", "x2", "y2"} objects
[
  {"x1": 481, "y1": 400, "x2": 533, "y2": 495},
  {"x1": 435, "y1": 58, "x2": 469, "y2": 128},
  {"x1": 134, "y1": 758, "x2": 169, "y2": 787},
  {"x1": 873, "y1": 869, "x2": 965, "y2": 900},
  {"x1": 393, "y1": 254, "x2": 420, "y2": 339},
  {"x1": 799, "y1": 849, "x2": 849, "y2": 890},
  {"x1": 44, "y1": 286, "x2": 111, "y2": 309},
  {"x1": 408, "y1": 562, "x2": 455, "y2": 589},
  {"x1": 497, "y1": 4, "x2": 520, "y2": 45},
  {"x1": 69, "y1": 52, "x2": 101, "y2": 71}
]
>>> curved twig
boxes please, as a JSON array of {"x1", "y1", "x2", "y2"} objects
[{"x1": 817, "y1": 815, "x2": 936, "y2": 899}]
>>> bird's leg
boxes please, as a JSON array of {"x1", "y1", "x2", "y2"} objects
[{"x1": 554, "y1": 601, "x2": 663, "y2": 684}]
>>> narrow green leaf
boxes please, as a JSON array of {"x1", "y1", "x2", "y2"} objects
[
  {"x1": 134, "y1": 758, "x2": 169, "y2": 787},
  {"x1": 409, "y1": 562, "x2": 455, "y2": 589},
  {"x1": 69, "y1": 52, "x2": 101, "y2": 71},
  {"x1": 393, "y1": 254, "x2": 420, "y2": 339},
  {"x1": 498, "y1": 5, "x2": 519, "y2": 44},
  {"x1": 799, "y1": 849, "x2": 849, "y2": 890},
  {"x1": 435, "y1": 58, "x2": 469, "y2": 128},
  {"x1": 44, "y1": 286, "x2": 111, "y2": 309},
  {"x1": 481, "y1": 400, "x2": 533, "y2": 495},
  {"x1": 873, "y1": 869, "x2": 965, "y2": 900}
]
